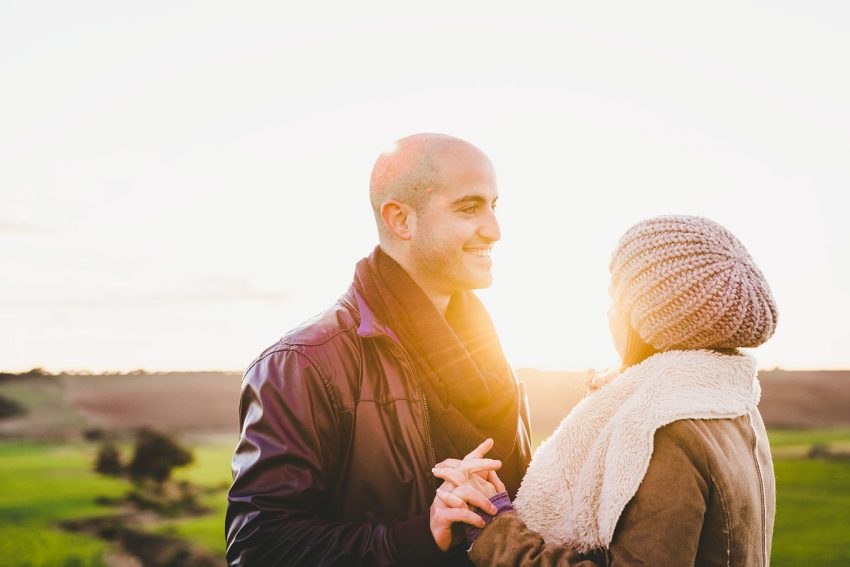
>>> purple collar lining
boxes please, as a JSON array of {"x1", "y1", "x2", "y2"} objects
[{"x1": 354, "y1": 288, "x2": 400, "y2": 343}]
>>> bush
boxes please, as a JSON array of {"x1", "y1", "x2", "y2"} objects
[
  {"x1": 127, "y1": 428, "x2": 193, "y2": 485},
  {"x1": 126, "y1": 480, "x2": 206, "y2": 517},
  {"x1": 807, "y1": 443, "x2": 850, "y2": 461},
  {"x1": 0, "y1": 395, "x2": 26, "y2": 419},
  {"x1": 83, "y1": 427, "x2": 105, "y2": 441},
  {"x1": 94, "y1": 442, "x2": 124, "y2": 476}
]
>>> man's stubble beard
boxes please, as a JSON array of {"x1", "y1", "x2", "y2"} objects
[{"x1": 409, "y1": 230, "x2": 490, "y2": 295}]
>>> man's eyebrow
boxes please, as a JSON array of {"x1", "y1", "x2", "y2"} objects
[{"x1": 450, "y1": 195, "x2": 499, "y2": 207}]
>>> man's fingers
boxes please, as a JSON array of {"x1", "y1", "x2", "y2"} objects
[
  {"x1": 436, "y1": 487, "x2": 466, "y2": 509},
  {"x1": 451, "y1": 484, "x2": 497, "y2": 514},
  {"x1": 464, "y1": 438, "x2": 494, "y2": 461},
  {"x1": 438, "y1": 507, "x2": 486, "y2": 529}
]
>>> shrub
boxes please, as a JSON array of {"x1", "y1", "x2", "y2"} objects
[
  {"x1": 83, "y1": 427, "x2": 106, "y2": 441},
  {"x1": 127, "y1": 428, "x2": 193, "y2": 485},
  {"x1": 0, "y1": 395, "x2": 26, "y2": 419},
  {"x1": 95, "y1": 442, "x2": 124, "y2": 476}
]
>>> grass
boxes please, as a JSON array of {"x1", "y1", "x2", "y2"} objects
[
  {"x1": 0, "y1": 439, "x2": 234, "y2": 565},
  {"x1": 1, "y1": 430, "x2": 849, "y2": 565},
  {"x1": 0, "y1": 442, "x2": 130, "y2": 566},
  {"x1": 768, "y1": 427, "x2": 850, "y2": 448},
  {"x1": 0, "y1": 524, "x2": 109, "y2": 567},
  {"x1": 157, "y1": 442, "x2": 234, "y2": 554},
  {"x1": 155, "y1": 500, "x2": 228, "y2": 555},
  {"x1": 772, "y1": 458, "x2": 850, "y2": 566}
]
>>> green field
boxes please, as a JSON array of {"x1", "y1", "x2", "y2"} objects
[
  {"x1": 1, "y1": 431, "x2": 849, "y2": 566},
  {"x1": 767, "y1": 427, "x2": 850, "y2": 567},
  {"x1": 159, "y1": 443, "x2": 234, "y2": 555},
  {"x1": 0, "y1": 442, "x2": 128, "y2": 566}
]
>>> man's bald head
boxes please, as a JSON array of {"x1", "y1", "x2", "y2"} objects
[{"x1": 369, "y1": 133, "x2": 492, "y2": 237}]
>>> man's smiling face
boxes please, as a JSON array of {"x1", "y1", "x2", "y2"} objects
[{"x1": 408, "y1": 145, "x2": 500, "y2": 296}]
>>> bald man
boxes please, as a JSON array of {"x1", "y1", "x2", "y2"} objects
[{"x1": 226, "y1": 134, "x2": 532, "y2": 566}]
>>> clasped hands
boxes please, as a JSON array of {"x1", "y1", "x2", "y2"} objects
[{"x1": 428, "y1": 438, "x2": 506, "y2": 551}]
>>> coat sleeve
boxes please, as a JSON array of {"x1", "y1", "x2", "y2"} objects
[
  {"x1": 224, "y1": 348, "x2": 443, "y2": 566},
  {"x1": 469, "y1": 423, "x2": 710, "y2": 567},
  {"x1": 607, "y1": 423, "x2": 709, "y2": 565},
  {"x1": 469, "y1": 513, "x2": 602, "y2": 566}
]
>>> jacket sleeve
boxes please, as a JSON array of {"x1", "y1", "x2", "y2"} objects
[
  {"x1": 606, "y1": 423, "x2": 709, "y2": 565},
  {"x1": 469, "y1": 513, "x2": 602, "y2": 566},
  {"x1": 225, "y1": 348, "x2": 443, "y2": 566},
  {"x1": 468, "y1": 423, "x2": 709, "y2": 567}
]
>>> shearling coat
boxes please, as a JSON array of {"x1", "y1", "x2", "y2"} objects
[{"x1": 469, "y1": 350, "x2": 775, "y2": 567}]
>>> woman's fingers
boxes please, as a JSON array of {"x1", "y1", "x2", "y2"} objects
[
  {"x1": 466, "y1": 474, "x2": 497, "y2": 499},
  {"x1": 487, "y1": 470, "x2": 506, "y2": 493},
  {"x1": 433, "y1": 468, "x2": 498, "y2": 513},
  {"x1": 451, "y1": 484, "x2": 497, "y2": 514}
]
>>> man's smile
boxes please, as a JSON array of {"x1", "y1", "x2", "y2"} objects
[{"x1": 464, "y1": 245, "x2": 493, "y2": 258}]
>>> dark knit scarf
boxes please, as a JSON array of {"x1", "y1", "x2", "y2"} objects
[{"x1": 353, "y1": 246, "x2": 520, "y2": 469}]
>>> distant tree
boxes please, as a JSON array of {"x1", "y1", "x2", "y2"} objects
[
  {"x1": 24, "y1": 367, "x2": 52, "y2": 377},
  {"x1": 95, "y1": 441, "x2": 124, "y2": 476},
  {"x1": 83, "y1": 427, "x2": 105, "y2": 441},
  {"x1": 0, "y1": 395, "x2": 25, "y2": 419},
  {"x1": 127, "y1": 428, "x2": 193, "y2": 485},
  {"x1": 808, "y1": 443, "x2": 831, "y2": 459}
]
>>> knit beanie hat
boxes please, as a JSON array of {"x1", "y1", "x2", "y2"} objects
[{"x1": 609, "y1": 215, "x2": 778, "y2": 351}]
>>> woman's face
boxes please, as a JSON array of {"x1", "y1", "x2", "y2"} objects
[{"x1": 608, "y1": 298, "x2": 630, "y2": 359}]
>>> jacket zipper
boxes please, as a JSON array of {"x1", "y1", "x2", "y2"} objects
[
  {"x1": 516, "y1": 378, "x2": 530, "y2": 462},
  {"x1": 383, "y1": 337, "x2": 437, "y2": 471},
  {"x1": 746, "y1": 413, "x2": 769, "y2": 566}
]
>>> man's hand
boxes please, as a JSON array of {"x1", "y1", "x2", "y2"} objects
[
  {"x1": 429, "y1": 485, "x2": 488, "y2": 551},
  {"x1": 428, "y1": 439, "x2": 503, "y2": 551}
]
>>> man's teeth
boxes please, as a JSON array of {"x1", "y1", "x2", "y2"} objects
[{"x1": 467, "y1": 249, "x2": 490, "y2": 257}]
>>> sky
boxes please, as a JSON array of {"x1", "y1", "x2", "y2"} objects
[{"x1": 2, "y1": 2, "x2": 849, "y2": 372}]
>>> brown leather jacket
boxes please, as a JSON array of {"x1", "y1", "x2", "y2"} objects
[
  {"x1": 225, "y1": 287, "x2": 533, "y2": 566},
  {"x1": 470, "y1": 412, "x2": 775, "y2": 566}
]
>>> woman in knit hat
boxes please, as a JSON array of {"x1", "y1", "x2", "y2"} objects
[{"x1": 433, "y1": 215, "x2": 778, "y2": 566}]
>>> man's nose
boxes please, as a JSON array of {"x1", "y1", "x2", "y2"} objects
[{"x1": 479, "y1": 208, "x2": 501, "y2": 242}]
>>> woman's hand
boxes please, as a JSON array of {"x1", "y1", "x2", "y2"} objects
[
  {"x1": 433, "y1": 461, "x2": 501, "y2": 501},
  {"x1": 584, "y1": 367, "x2": 618, "y2": 394}
]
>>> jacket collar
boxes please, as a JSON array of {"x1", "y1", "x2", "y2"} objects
[
  {"x1": 513, "y1": 349, "x2": 760, "y2": 552},
  {"x1": 351, "y1": 287, "x2": 400, "y2": 343}
]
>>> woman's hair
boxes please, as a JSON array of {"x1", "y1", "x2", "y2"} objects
[
  {"x1": 609, "y1": 215, "x2": 778, "y2": 353},
  {"x1": 618, "y1": 325, "x2": 658, "y2": 369}
]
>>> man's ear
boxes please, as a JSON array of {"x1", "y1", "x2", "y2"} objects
[{"x1": 380, "y1": 200, "x2": 415, "y2": 240}]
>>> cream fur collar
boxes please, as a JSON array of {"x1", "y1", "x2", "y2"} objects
[{"x1": 512, "y1": 349, "x2": 760, "y2": 552}]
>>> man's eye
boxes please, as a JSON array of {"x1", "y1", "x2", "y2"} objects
[{"x1": 462, "y1": 206, "x2": 478, "y2": 213}]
